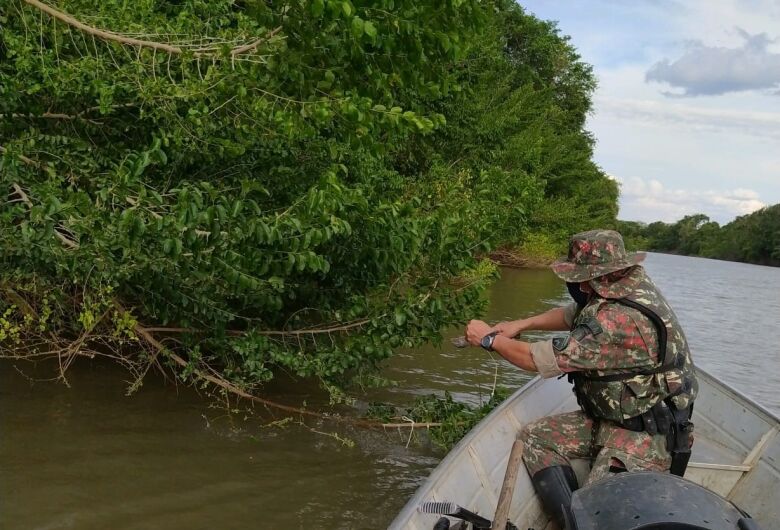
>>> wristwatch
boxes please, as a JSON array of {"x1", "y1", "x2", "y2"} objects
[{"x1": 480, "y1": 331, "x2": 499, "y2": 352}]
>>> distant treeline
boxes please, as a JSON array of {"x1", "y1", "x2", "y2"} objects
[{"x1": 618, "y1": 204, "x2": 780, "y2": 267}]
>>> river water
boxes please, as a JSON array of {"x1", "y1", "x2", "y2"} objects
[{"x1": 1, "y1": 253, "x2": 778, "y2": 529}]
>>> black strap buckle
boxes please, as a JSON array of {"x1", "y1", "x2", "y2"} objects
[{"x1": 616, "y1": 415, "x2": 645, "y2": 432}]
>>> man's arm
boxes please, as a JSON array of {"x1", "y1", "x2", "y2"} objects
[
  {"x1": 492, "y1": 335, "x2": 537, "y2": 371},
  {"x1": 493, "y1": 304, "x2": 576, "y2": 337},
  {"x1": 465, "y1": 320, "x2": 538, "y2": 372},
  {"x1": 465, "y1": 319, "x2": 564, "y2": 377}
]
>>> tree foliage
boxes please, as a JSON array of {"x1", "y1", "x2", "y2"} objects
[{"x1": 1, "y1": 0, "x2": 615, "y2": 396}]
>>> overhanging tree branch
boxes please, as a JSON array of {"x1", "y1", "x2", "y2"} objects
[
  {"x1": 0, "y1": 145, "x2": 41, "y2": 168},
  {"x1": 118, "y1": 302, "x2": 441, "y2": 430},
  {"x1": 2, "y1": 157, "x2": 81, "y2": 250},
  {"x1": 141, "y1": 318, "x2": 374, "y2": 337},
  {"x1": 0, "y1": 104, "x2": 133, "y2": 122},
  {"x1": 24, "y1": 0, "x2": 282, "y2": 57}
]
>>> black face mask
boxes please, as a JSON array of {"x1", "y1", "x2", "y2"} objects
[{"x1": 567, "y1": 282, "x2": 589, "y2": 307}]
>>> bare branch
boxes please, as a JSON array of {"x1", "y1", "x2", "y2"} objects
[
  {"x1": 8, "y1": 180, "x2": 80, "y2": 249},
  {"x1": 24, "y1": 0, "x2": 282, "y2": 58},
  {"x1": 229, "y1": 30, "x2": 283, "y2": 56},
  {"x1": 25, "y1": 0, "x2": 182, "y2": 53},
  {"x1": 1, "y1": 145, "x2": 41, "y2": 168},
  {"x1": 141, "y1": 318, "x2": 373, "y2": 337},
  {"x1": 10, "y1": 183, "x2": 34, "y2": 207}
]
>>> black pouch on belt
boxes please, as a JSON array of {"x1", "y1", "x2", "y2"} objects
[{"x1": 668, "y1": 404, "x2": 694, "y2": 476}]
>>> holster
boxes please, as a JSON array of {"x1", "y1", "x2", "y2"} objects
[{"x1": 668, "y1": 404, "x2": 694, "y2": 476}]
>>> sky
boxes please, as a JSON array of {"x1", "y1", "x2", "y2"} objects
[{"x1": 521, "y1": 0, "x2": 780, "y2": 224}]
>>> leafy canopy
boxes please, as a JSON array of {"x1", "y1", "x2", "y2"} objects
[{"x1": 1, "y1": 0, "x2": 616, "y2": 395}]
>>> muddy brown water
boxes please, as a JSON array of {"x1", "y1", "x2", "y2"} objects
[{"x1": 2, "y1": 253, "x2": 778, "y2": 529}]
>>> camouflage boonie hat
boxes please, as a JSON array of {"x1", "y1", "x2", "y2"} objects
[
  {"x1": 551, "y1": 229, "x2": 646, "y2": 283},
  {"x1": 589, "y1": 264, "x2": 644, "y2": 299}
]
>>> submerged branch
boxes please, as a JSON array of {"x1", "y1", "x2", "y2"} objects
[{"x1": 117, "y1": 303, "x2": 438, "y2": 430}]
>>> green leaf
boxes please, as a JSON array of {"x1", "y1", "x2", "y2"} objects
[
  {"x1": 351, "y1": 16, "x2": 364, "y2": 37},
  {"x1": 394, "y1": 308, "x2": 407, "y2": 326},
  {"x1": 311, "y1": 0, "x2": 324, "y2": 17},
  {"x1": 363, "y1": 21, "x2": 377, "y2": 39}
]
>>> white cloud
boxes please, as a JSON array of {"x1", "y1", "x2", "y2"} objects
[
  {"x1": 594, "y1": 96, "x2": 780, "y2": 140},
  {"x1": 615, "y1": 175, "x2": 766, "y2": 223},
  {"x1": 589, "y1": 95, "x2": 780, "y2": 208},
  {"x1": 710, "y1": 191, "x2": 765, "y2": 216},
  {"x1": 728, "y1": 188, "x2": 761, "y2": 200},
  {"x1": 646, "y1": 30, "x2": 780, "y2": 96},
  {"x1": 522, "y1": 1, "x2": 780, "y2": 219},
  {"x1": 671, "y1": 1, "x2": 780, "y2": 48}
]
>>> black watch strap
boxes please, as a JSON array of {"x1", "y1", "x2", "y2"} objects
[{"x1": 481, "y1": 331, "x2": 499, "y2": 351}]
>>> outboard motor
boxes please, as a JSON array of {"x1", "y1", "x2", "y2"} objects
[{"x1": 566, "y1": 472, "x2": 763, "y2": 530}]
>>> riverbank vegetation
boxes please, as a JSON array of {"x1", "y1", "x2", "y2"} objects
[
  {"x1": 368, "y1": 389, "x2": 510, "y2": 450},
  {"x1": 618, "y1": 204, "x2": 780, "y2": 267},
  {"x1": 1, "y1": 0, "x2": 616, "y2": 405}
]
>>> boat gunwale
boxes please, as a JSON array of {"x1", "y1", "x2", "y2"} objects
[
  {"x1": 695, "y1": 365, "x2": 780, "y2": 423},
  {"x1": 389, "y1": 365, "x2": 779, "y2": 529},
  {"x1": 389, "y1": 374, "x2": 544, "y2": 528}
]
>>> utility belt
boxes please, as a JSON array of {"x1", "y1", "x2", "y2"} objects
[
  {"x1": 612, "y1": 398, "x2": 694, "y2": 477},
  {"x1": 568, "y1": 373, "x2": 695, "y2": 477}
]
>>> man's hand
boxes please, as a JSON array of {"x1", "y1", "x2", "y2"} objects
[
  {"x1": 492, "y1": 319, "x2": 526, "y2": 338},
  {"x1": 465, "y1": 319, "x2": 493, "y2": 347},
  {"x1": 466, "y1": 319, "x2": 539, "y2": 373}
]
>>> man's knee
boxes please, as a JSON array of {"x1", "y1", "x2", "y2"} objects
[
  {"x1": 587, "y1": 446, "x2": 670, "y2": 485},
  {"x1": 519, "y1": 418, "x2": 545, "y2": 447},
  {"x1": 519, "y1": 422, "x2": 533, "y2": 443}
]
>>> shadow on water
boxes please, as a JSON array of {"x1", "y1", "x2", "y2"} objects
[{"x1": 2, "y1": 255, "x2": 778, "y2": 529}]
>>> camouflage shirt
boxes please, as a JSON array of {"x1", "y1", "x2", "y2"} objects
[{"x1": 530, "y1": 266, "x2": 697, "y2": 421}]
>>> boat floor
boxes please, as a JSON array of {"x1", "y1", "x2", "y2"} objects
[
  {"x1": 391, "y1": 369, "x2": 780, "y2": 529},
  {"x1": 501, "y1": 431, "x2": 756, "y2": 530},
  {"x1": 691, "y1": 435, "x2": 743, "y2": 466},
  {"x1": 540, "y1": 421, "x2": 751, "y2": 530}
]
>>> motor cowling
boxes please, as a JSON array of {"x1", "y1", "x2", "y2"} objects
[{"x1": 567, "y1": 472, "x2": 761, "y2": 530}]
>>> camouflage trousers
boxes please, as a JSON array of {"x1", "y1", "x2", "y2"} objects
[{"x1": 520, "y1": 411, "x2": 671, "y2": 485}]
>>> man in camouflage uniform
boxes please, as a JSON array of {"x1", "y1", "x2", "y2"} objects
[{"x1": 465, "y1": 230, "x2": 697, "y2": 527}]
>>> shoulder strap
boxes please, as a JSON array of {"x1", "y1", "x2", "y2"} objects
[
  {"x1": 580, "y1": 297, "x2": 678, "y2": 382},
  {"x1": 612, "y1": 298, "x2": 670, "y2": 368}
]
